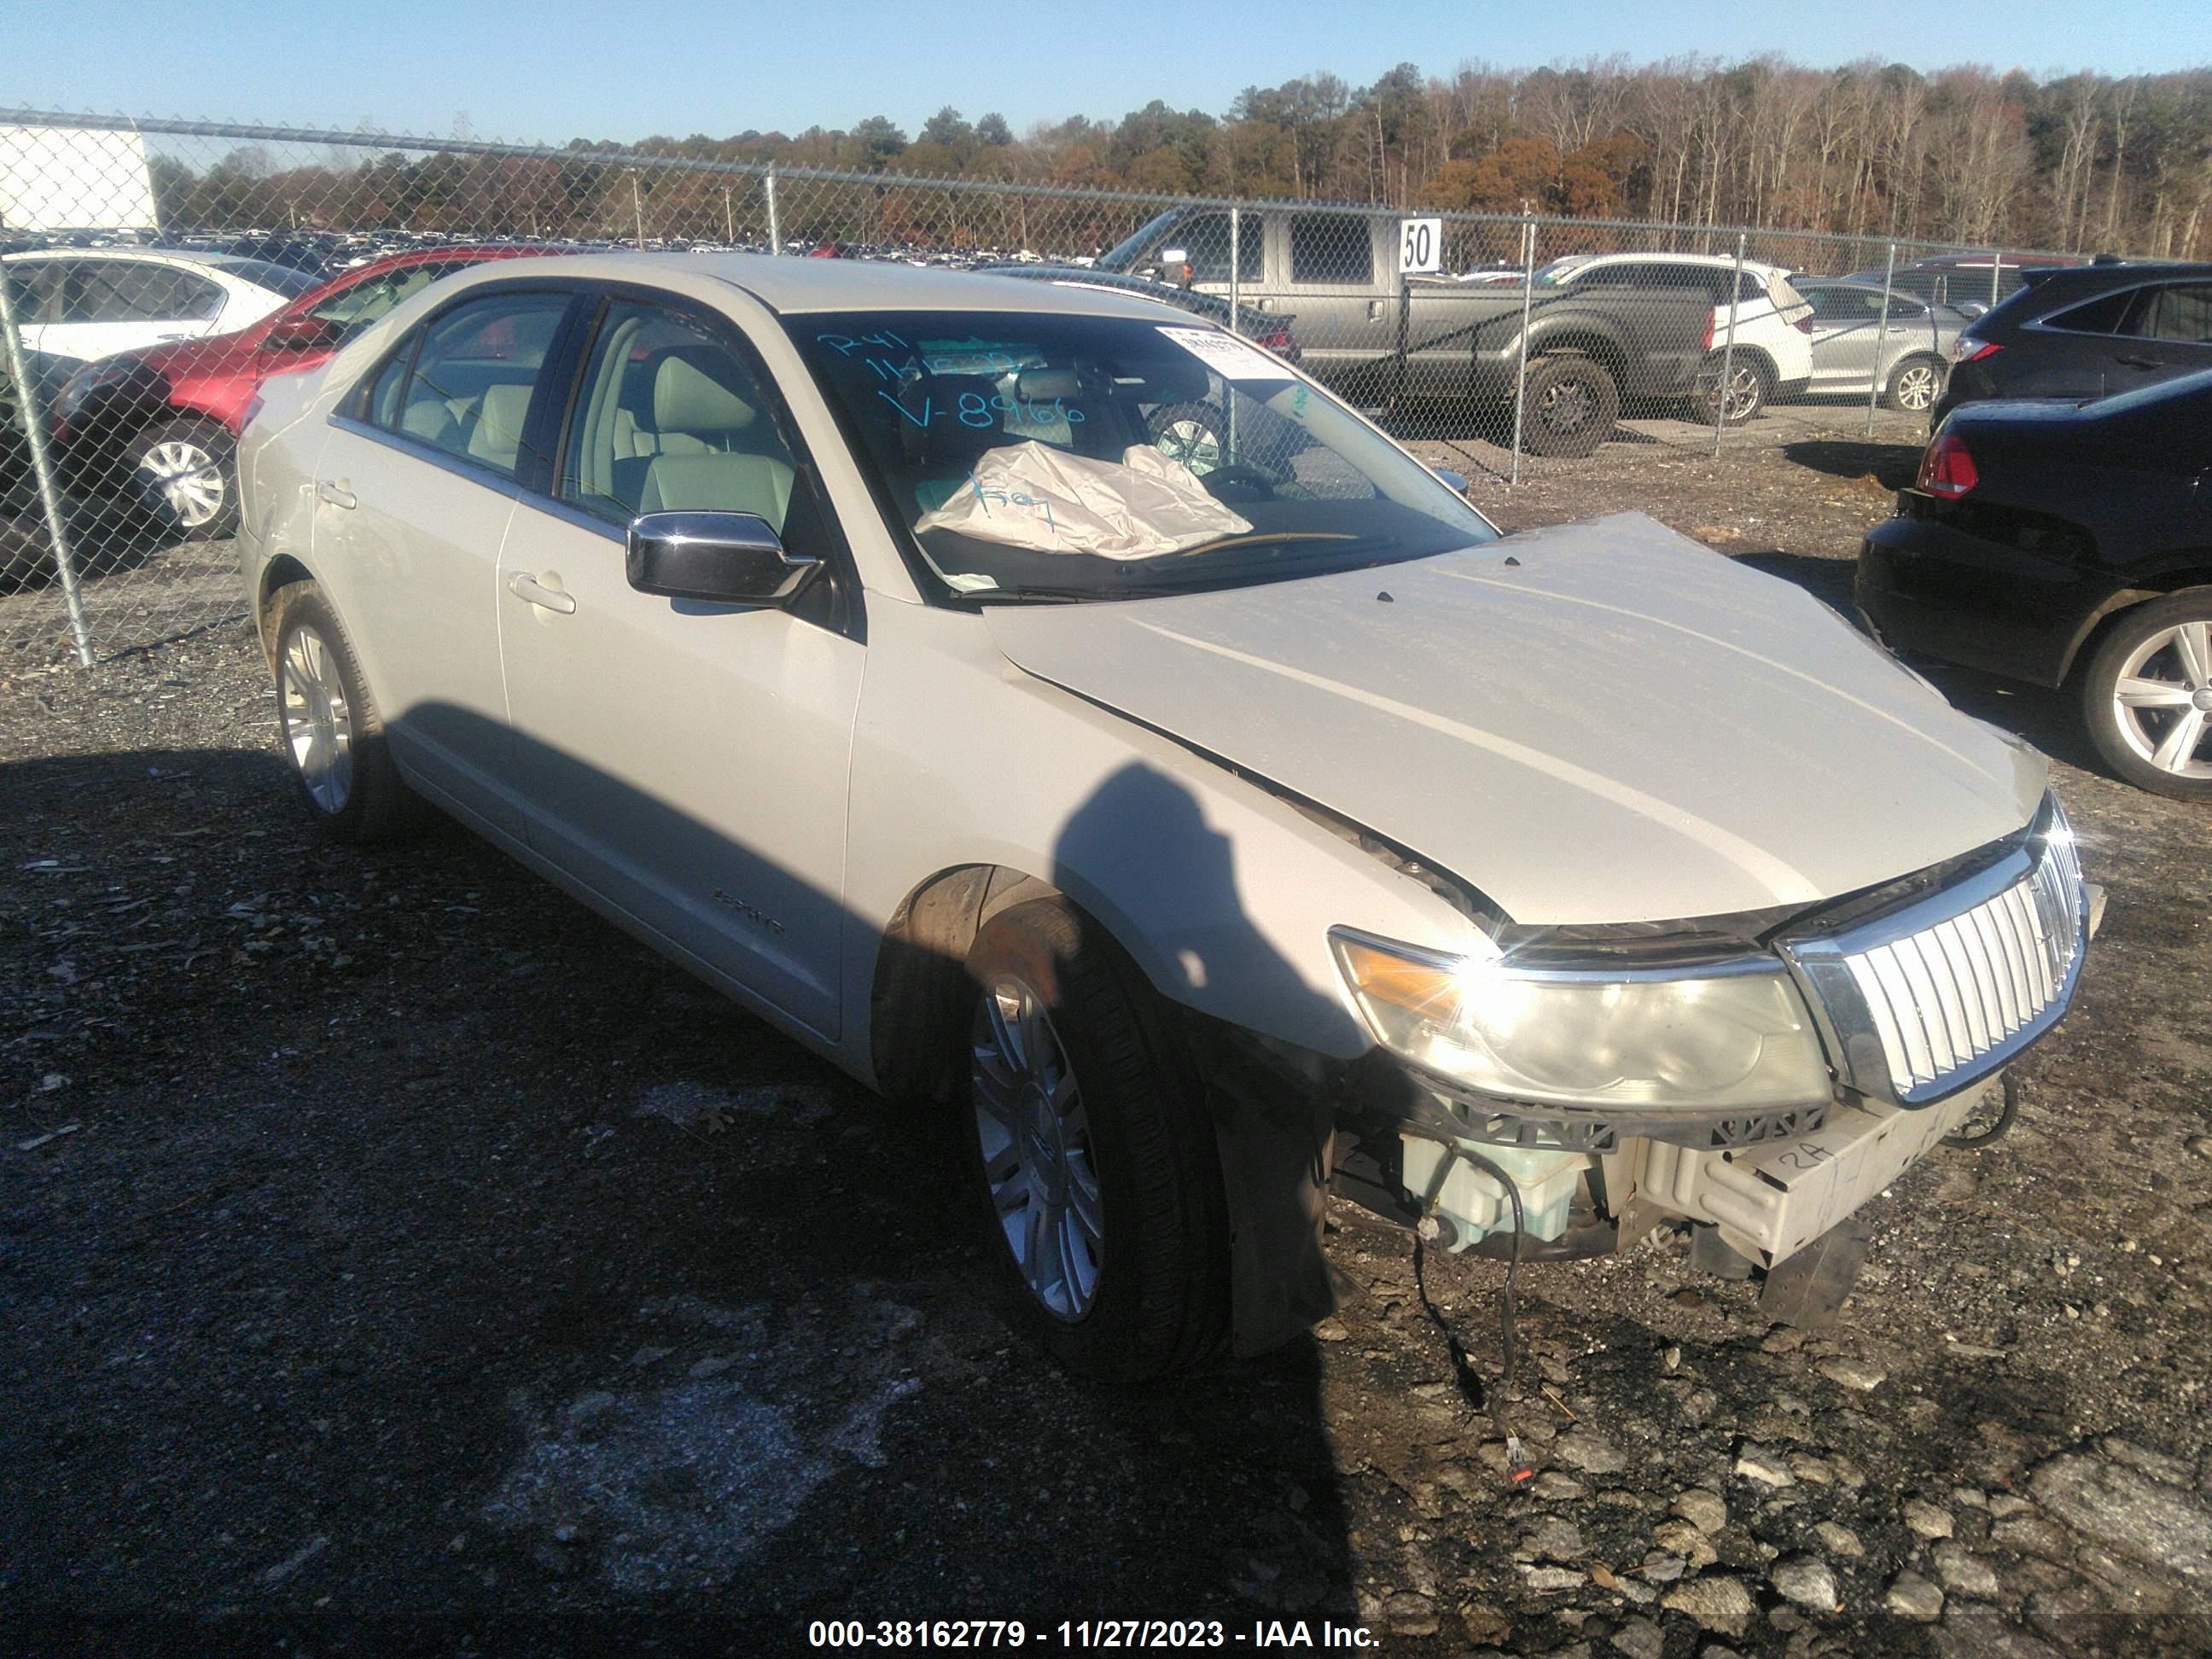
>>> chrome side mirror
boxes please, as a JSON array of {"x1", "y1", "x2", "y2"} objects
[{"x1": 626, "y1": 511, "x2": 820, "y2": 606}]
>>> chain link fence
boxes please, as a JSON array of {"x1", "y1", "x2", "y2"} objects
[{"x1": 2, "y1": 110, "x2": 2089, "y2": 667}]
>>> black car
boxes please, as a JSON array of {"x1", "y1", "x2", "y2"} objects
[
  {"x1": 1857, "y1": 369, "x2": 2212, "y2": 799},
  {"x1": 1933, "y1": 260, "x2": 2212, "y2": 426}
]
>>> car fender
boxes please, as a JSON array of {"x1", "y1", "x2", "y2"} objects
[{"x1": 841, "y1": 597, "x2": 1486, "y2": 1083}]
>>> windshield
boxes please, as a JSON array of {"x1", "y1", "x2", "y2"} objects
[
  {"x1": 790, "y1": 309, "x2": 1497, "y2": 602},
  {"x1": 1094, "y1": 211, "x2": 1182, "y2": 274}
]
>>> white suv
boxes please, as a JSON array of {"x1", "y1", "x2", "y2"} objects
[{"x1": 1538, "y1": 252, "x2": 1815, "y2": 422}]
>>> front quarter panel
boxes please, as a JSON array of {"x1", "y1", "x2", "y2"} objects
[
  {"x1": 842, "y1": 597, "x2": 1488, "y2": 1071},
  {"x1": 235, "y1": 364, "x2": 334, "y2": 623}
]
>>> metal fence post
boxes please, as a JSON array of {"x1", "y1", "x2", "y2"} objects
[
  {"x1": 0, "y1": 272, "x2": 95, "y2": 668},
  {"x1": 1225, "y1": 207, "x2": 1241, "y2": 464},
  {"x1": 1989, "y1": 247, "x2": 2005, "y2": 311},
  {"x1": 1712, "y1": 231, "x2": 1748, "y2": 457},
  {"x1": 1226, "y1": 207, "x2": 1240, "y2": 336},
  {"x1": 1866, "y1": 241, "x2": 1898, "y2": 439},
  {"x1": 1510, "y1": 214, "x2": 1535, "y2": 486},
  {"x1": 765, "y1": 168, "x2": 782, "y2": 255}
]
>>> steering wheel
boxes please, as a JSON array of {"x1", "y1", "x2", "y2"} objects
[{"x1": 1199, "y1": 464, "x2": 1278, "y2": 503}]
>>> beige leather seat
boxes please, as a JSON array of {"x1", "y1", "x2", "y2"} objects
[{"x1": 632, "y1": 353, "x2": 795, "y2": 528}]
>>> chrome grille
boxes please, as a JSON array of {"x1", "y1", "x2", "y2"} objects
[{"x1": 1783, "y1": 803, "x2": 2087, "y2": 1105}]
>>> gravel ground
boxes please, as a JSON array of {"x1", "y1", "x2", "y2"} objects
[{"x1": 3, "y1": 422, "x2": 2210, "y2": 1656}]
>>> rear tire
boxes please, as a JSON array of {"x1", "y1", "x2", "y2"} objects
[
  {"x1": 126, "y1": 416, "x2": 237, "y2": 541},
  {"x1": 1885, "y1": 354, "x2": 1947, "y2": 414},
  {"x1": 2079, "y1": 591, "x2": 2212, "y2": 800},
  {"x1": 1694, "y1": 352, "x2": 1773, "y2": 425},
  {"x1": 1519, "y1": 352, "x2": 1620, "y2": 458},
  {"x1": 961, "y1": 896, "x2": 1230, "y2": 1382},
  {"x1": 269, "y1": 579, "x2": 420, "y2": 841}
]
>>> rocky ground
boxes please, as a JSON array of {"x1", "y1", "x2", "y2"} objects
[{"x1": 3, "y1": 416, "x2": 2209, "y2": 1656}]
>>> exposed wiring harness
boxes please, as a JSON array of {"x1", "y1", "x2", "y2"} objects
[
  {"x1": 1942, "y1": 1071, "x2": 2021, "y2": 1149},
  {"x1": 1409, "y1": 1137, "x2": 1532, "y2": 1484}
]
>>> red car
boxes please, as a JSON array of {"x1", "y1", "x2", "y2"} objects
[{"x1": 50, "y1": 245, "x2": 558, "y2": 538}]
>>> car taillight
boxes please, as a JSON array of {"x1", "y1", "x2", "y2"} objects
[
  {"x1": 1701, "y1": 314, "x2": 1715, "y2": 352},
  {"x1": 1950, "y1": 338, "x2": 2001, "y2": 365},
  {"x1": 1918, "y1": 431, "x2": 1978, "y2": 498}
]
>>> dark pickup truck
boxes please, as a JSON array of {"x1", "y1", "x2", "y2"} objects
[{"x1": 1096, "y1": 206, "x2": 1717, "y2": 456}]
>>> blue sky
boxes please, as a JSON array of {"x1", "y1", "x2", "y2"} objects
[{"x1": 9, "y1": 0, "x2": 2203, "y2": 144}]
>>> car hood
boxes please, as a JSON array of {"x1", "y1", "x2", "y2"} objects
[{"x1": 983, "y1": 513, "x2": 2046, "y2": 926}]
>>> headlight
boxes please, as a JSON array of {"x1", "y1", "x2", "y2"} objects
[{"x1": 1330, "y1": 928, "x2": 1832, "y2": 1111}]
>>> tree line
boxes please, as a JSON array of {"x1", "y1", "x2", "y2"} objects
[{"x1": 148, "y1": 55, "x2": 2211, "y2": 258}]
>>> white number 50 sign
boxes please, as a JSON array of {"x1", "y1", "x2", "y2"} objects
[{"x1": 1398, "y1": 218, "x2": 1442, "y2": 276}]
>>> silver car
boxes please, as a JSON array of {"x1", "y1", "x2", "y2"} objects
[
  {"x1": 1798, "y1": 279, "x2": 1970, "y2": 413},
  {"x1": 236, "y1": 255, "x2": 2091, "y2": 1381}
]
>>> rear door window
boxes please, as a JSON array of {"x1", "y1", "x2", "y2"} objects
[
  {"x1": 1288, "y1": 215, "x2": 1373, "y2": 285},
  {"x1": 369, "y1": 289, "x2": 571, "y2": 480}
]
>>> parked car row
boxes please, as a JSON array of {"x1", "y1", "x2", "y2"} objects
[{"x1": 1859, "y1": 259, "x2": 2212, "y2": 801}]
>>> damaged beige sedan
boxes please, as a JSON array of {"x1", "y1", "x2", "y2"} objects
[{"x1": 235, "y1": 255, "x2": 2095, "y2": 1380}]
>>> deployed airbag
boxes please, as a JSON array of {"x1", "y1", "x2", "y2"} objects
[{"x1": 914, "y1": 440, "x2": 1250, "y2": 560}]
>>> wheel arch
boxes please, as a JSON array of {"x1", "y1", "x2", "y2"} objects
[
  {"x1": 256, "y1": 554, "x2": 316, "y2": 663},
  {"x1": 869, "y1": 862, "x2": 1064, "y2": 1105},
  {"x1": 2058, "y1": 572, "x2": 2212, "y2": 684},
  {"x1": 1526, "y1": 328, "x2": 1630, "y2": 385}
]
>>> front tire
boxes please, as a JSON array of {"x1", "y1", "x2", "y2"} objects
[
  {"x1": 126, "y1": 416, "x2": 237, "y2": 540},
  {"x1": 961, "y1": 897, "x2": 1230, "y2": 1382},
  {"x1": 2080, "y1": 591, "x2": 2212, "y2": 800},
  {"x1": 269, "y1": 580, "x2": 419, "y2": 841}
]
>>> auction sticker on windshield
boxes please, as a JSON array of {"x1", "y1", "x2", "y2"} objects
[{"x1": 1156, "y1": 325, "x2": 1295, "y2": 382}]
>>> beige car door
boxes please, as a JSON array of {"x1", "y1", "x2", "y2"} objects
[{"x1": 495, "y1": 294, "x2": 862, "y2": 1038}]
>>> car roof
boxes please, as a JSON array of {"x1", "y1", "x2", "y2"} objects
[{"x1": 457, "y1": 251, "x2": 1190, "y2": 321}]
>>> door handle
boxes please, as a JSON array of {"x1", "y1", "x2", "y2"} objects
[
  {"x1": 314, "y1": 479, "x2": 356, "y2": 509},
  {"x1": 2116, "y1": 355, "x2": 2163, "y2": 370},
  {"x1": 1367, "y1": 300, "x2": 1386, "y2": 320},
  {"x1": 507, "y1": 572, "x2": 577, "y2": 614}
]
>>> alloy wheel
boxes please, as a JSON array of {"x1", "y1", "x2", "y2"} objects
[
  {"x1": 137, "y1": 439, "x2": 226, "y2": 530},
  {"x1": 1540, "y1": 375, "x2": 1595, "y2": 434},
  {"x1": 2112, "y1": 620, "x2": 2212, "y2": 779},
  {"x1": 970, "y1": 975, "x2": 1103, "y2": 1320},
  {"x1": 1702, "y1": 364, "x2": 1763, "y2": 423},
  {"x1": 1892, "y1": 362, "x2": 1941, "y2": 411},
  {"x1": 280, "y1": 626, "x2": 355, "y2": 812}
]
